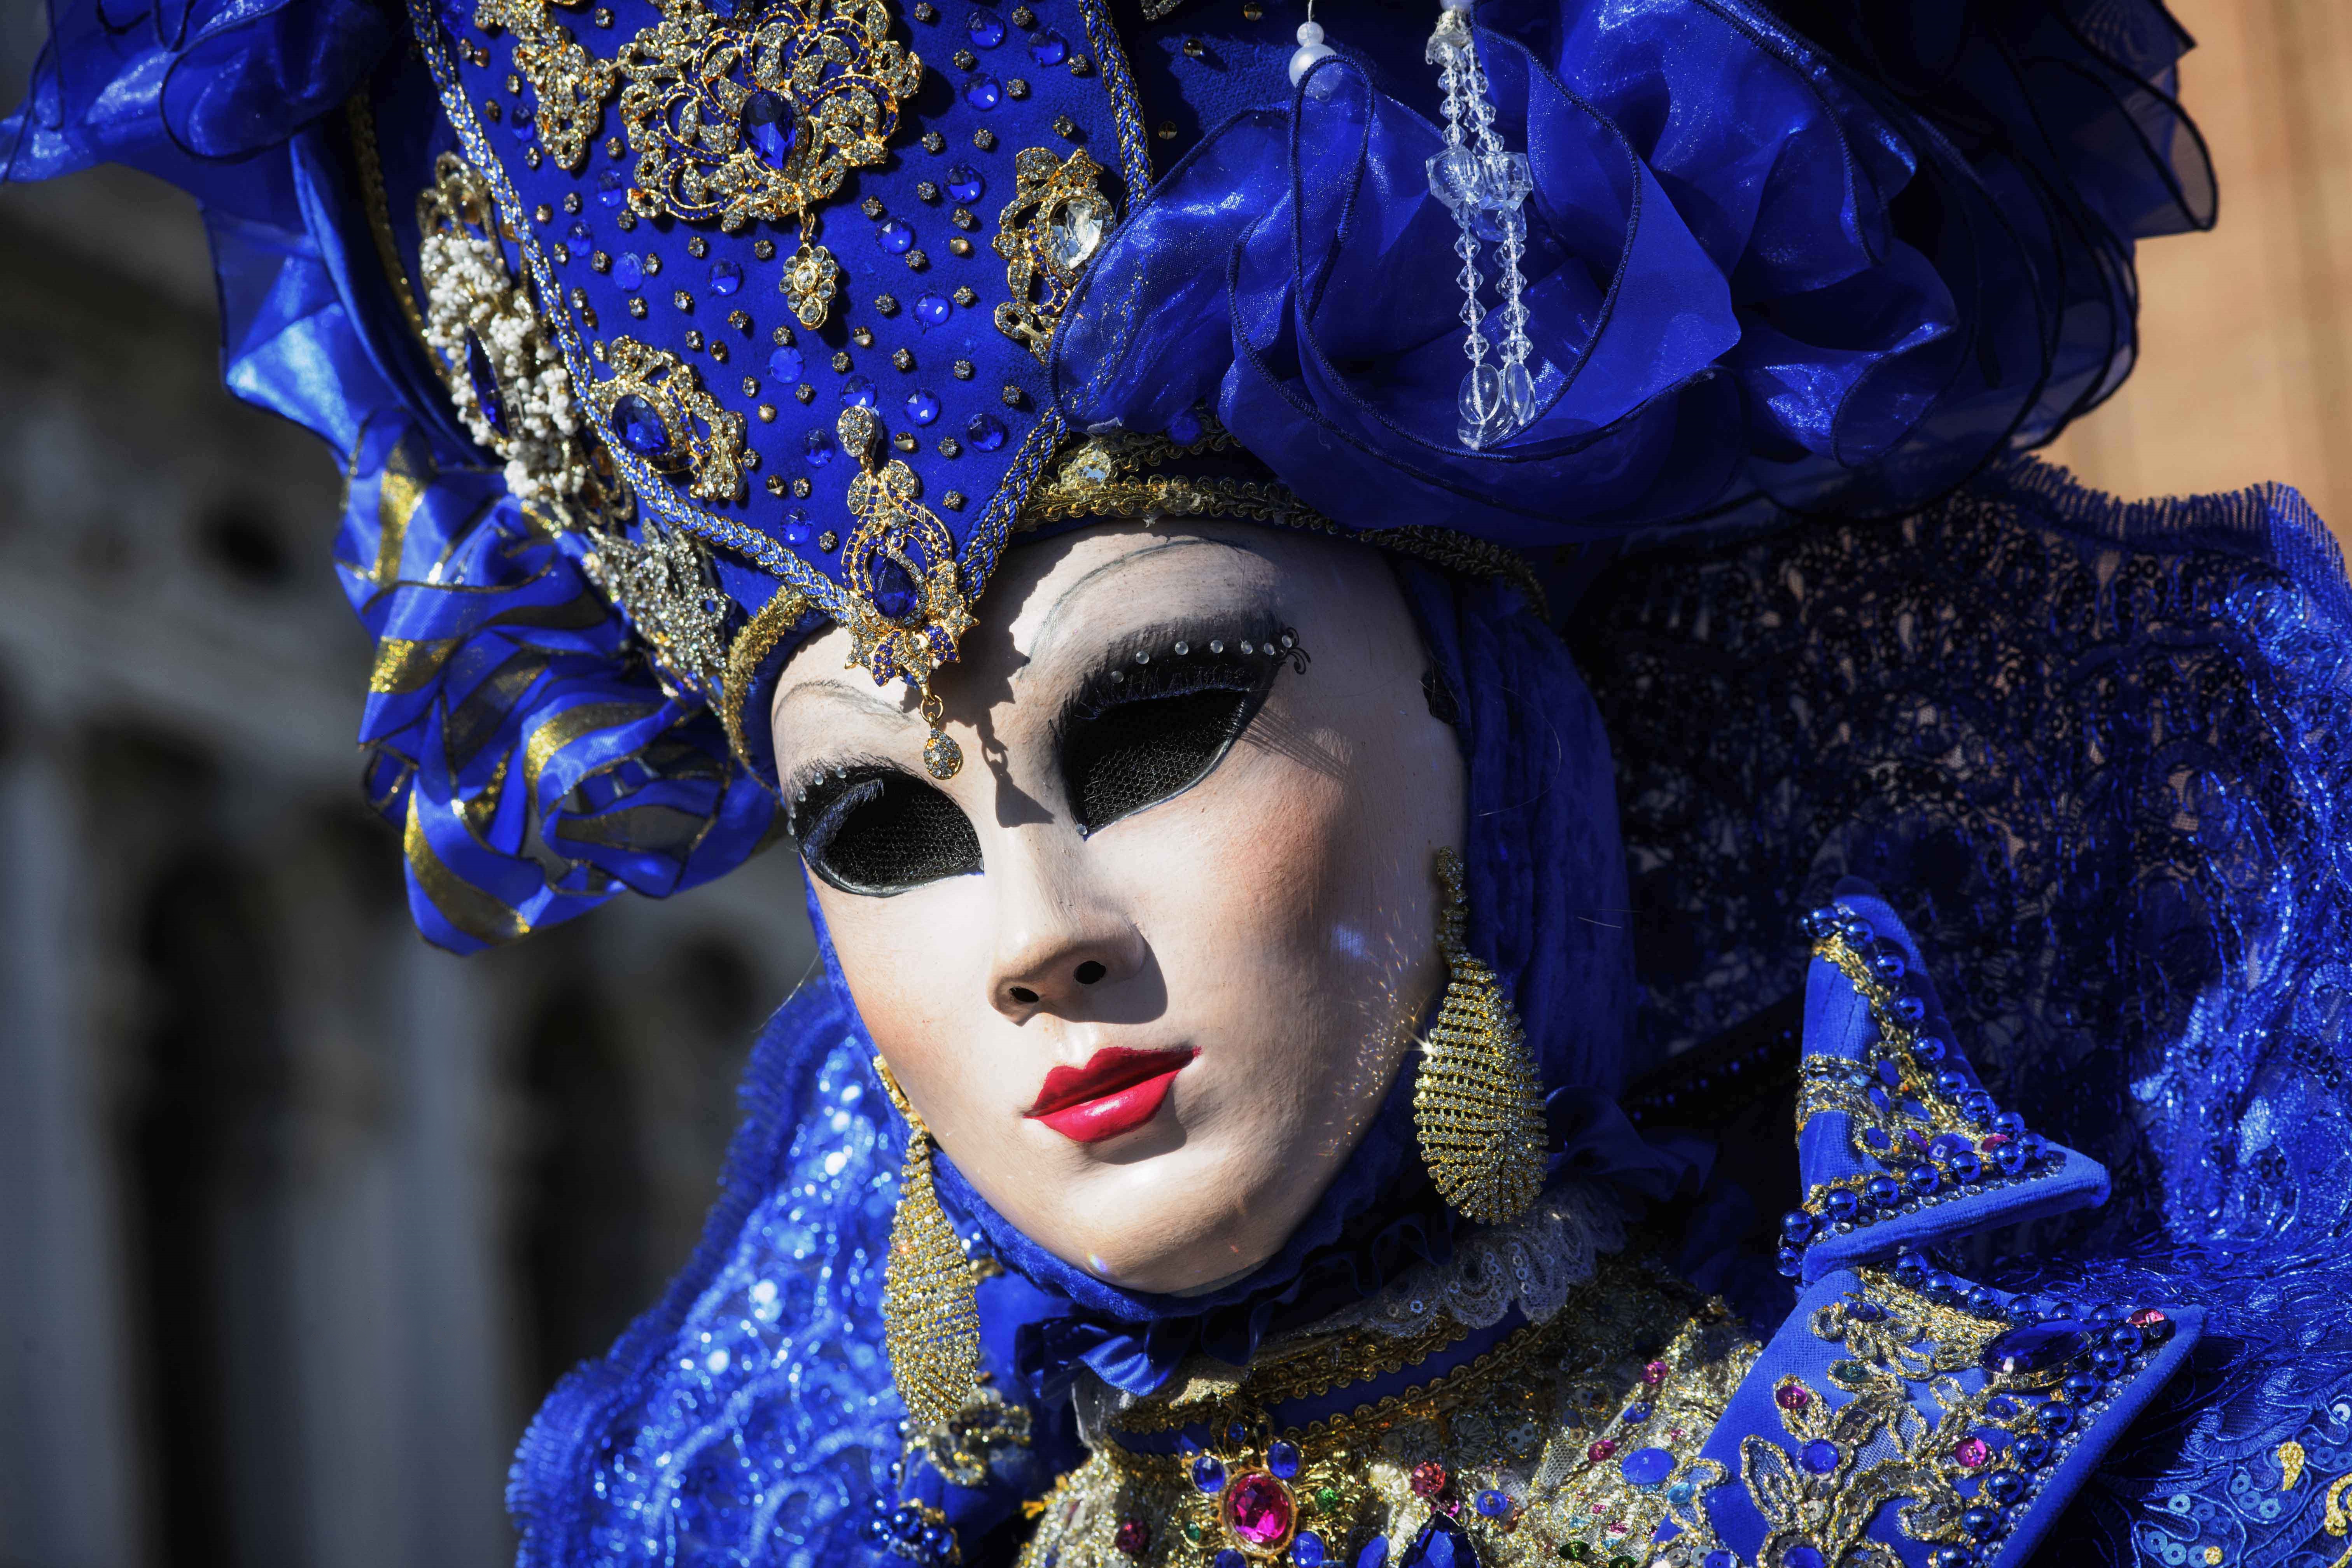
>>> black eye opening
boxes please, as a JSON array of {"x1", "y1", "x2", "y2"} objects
[
  {"x1": 786, "y1": 760, "x2": 982, "y2": 896},
  {"x1": 1056, "y1": 622, "x2": 1307, "y2": 836}
]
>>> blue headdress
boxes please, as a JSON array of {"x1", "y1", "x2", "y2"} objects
[{"x1": 5, "y1": 0, "x2": 2253, "y2": 1564}]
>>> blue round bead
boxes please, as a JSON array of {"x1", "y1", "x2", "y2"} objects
[
  {"x1": 1293, "y1": 1533, "x2": 1328, "y2": 1568},
  {"x1": 1030, "y1": 30, "x2": 1067, "y2": 64},
  {"x1": 877, "y1": 219, "x2": 916, "y2": 254},
  {"x1": 2107, "y1": 1325, "x2": 2144, "y2": 1354},
  {"x1": 1782, "y1": 1210, "x2": 1816, "y2": 1243},
  {"x1": 1824, "y1": 1189, "x2": 1860, "y2": 1222},
  {"x1": 841, "y1": 375, "x2": 877, "y2": 409},
  {"x1": 906, "y1": 389, "x2": 941, "y2": 425},
  {"x1": 1836, "y1": 915, "x2": 1874, "y2": 943},
  {"x1": 2012, "y1": 1435, "x2": 2051, "y2": 1467},
  {"x1": 944, "y1": 164, "x2": 985, "y2": 203},
  {"x1": 1933, "y1": 1070, "x2": 1969, "y2": 1096},
  {"x1": 1268, "y1": 1440, "x2": 1302, "y2": 1479},
  {"x1": 1192, "y1": 1454, "x2": 1226, "y2": 1493},
  {"x1": 782, "y1": 509, "x2": 811, "y2": 547},
  {"x1": 1619, "y1": 1447, "x2": 1675, "y2": 1488},
  {"x1": 1906, "y1": 1165, "x2": 1942, "y2": 1197},
  {"x1": 1985, "y1": 1471, "x2": 2025, "y2": 1503},
  {"x1": 1864, "y1": 1174, "x2": 1902, "y2": 1207},
  {"x1": 1960, "y1": 1507, "x2": 1999, "y2": 1538},
  {"x1": 967, "y1": 8, "x2": 1004, "y2": 46},
  {"x1": 2063, "y1": 1370, "x2": 2103, "y2": 1400},
  {"x1": 1912, "y1": 1036, "x2": 1948, "y2": 1063},
  {"x1": 966, "y1": 412, "x2": 1007, "y2": 452},
  {"x1": 613, "y1": 252, "x2": 644, "y2": 290},
  {"x1": 1869, "y1": 949, "x2": 1906, "y2": 980},
  {"x1": 1948, "y1": 1152, "x2": 1984, "y2": 1183},
  {"x1": 1894, "y1": 1251, "x2": 1930, "y2": 1284},
  {"x1": 913, "y1": 292, "x2": 952, "y2": 327},
  {"x1": 1894, "y1": 995, "x2": 1927, "y2": 1023},
  {"x1": 1965, "y1": 1286, "x2": 2000, "y2": 1314},
  {"x1": 962, "y1": 72, "x2": 1001, "y2": 110},
  {"x1": 1799, "y1": 1440, "x2": 1839, "y2": 1475},
  {"x1": 709, "y1": 259, "x2": 743, "y2": 296},
  {"x1": 1993, "y1": 1111, "x2": 2027, "y2": 1139},
  {"x1": 768, "y1": 344, "x2": 804, "y2": 382},
  {"x1": 1928, "y1": 1549, "x2": 1974, "y2": 1568},
  {"x1": 803, "y1": 427, "x2": 836, "y2": 467},
  {"x1": 2037, "y1": 1404, "x2": 2076, "y2": 1437},
  {"x1": 1474, "y1": 1489, "x2": 1509, "y2": 1517},
  {"x1": 1214, "y1": 1552, "x2": 1247, "y2": 1568},
  {"x1": 1994, "y1": 1143, "x2": 2030, "y2": 1175}
]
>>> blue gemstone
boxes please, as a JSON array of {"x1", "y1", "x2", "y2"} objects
[
  {"x1": 967, "y1": 8, "x2": 1004, "y2": 46},
  {"x1": 2063, "y1": 1370, "x2": 2104, "y2": 1399},
  {"x1": 1994, "y1": 1143, "x2": 2030, "y2": 1175},
  {"x1": 1293, "y1": 1534, "x2": 1328, "y2": 1568},
  {"x1": 1934, "y1": 1070, "x2": 1969, "y2": 1095},
  {"x1": 710, "y1": 260, "x2": 743, "y2": 295},
  {"x1": 1948, "y1": 1152, "x2": 1984, "y2": 1183},
  {"x1": 1784, "y1": 1547, "x2": 1825, "y2": 1568},
  {"x1": 1907, "y1": 1165, "x2": 1942, "y2": 1197},
  {"x1": 1356, "y1": 1542, "x2": 1390, "y2": 1568},
  {"x1": 1985, "y1": 1470, "x2": 2025, "y2": 1503},
  {"x1": 768, "y1": 344, "x2": 804, "y2": 382},
  {"x1": 906, "y1": 389, "x2": 941, "y2": 425},
  {"x1": 1993, "y1": 1111, "x2": 2027, "y2": 1139},
  {"x1": 944, "y1": 164, "x2": 985, "y2": 203},
  {"x1": 613, "y1": 252, "x2": 644, "y2": 290},
  {"x1": 568, "y1": 219, "x2": 592, "y2": 242},
  {"x1": 1029, "y1": 28, "x2": 1067, "y2": 64},
  {"x1": 877, "y1": 218, "x2": 916, "y2": 254},
  {"x1": 1913, "y1": 1036, "x2": 1948, "y2": 1063},
  {"x1": 1894, "y1": 996, "x2": 1927, "y2": 1023},
  {"x1": 1397, "y1": 1514, "x2": 1477, "y2": 1568},
  {"x1": 842, "y1": 375, "x2": 877, "y2": 408},
  {"x1": 1473, "y1": 1489, "x2": 1508, "y2": 1518},
  {"x1": 1824, "y1": 1189, "x2": 1859, "y2": 1221},
  {"x1": 1846, "y1": 1298, "x2": 1886, "y2": 1322},
  {"x1": 611, "y1": 392, "x2": 667, "y2": 455},
  {"x1": 1267, "y1": 1440, "x2": 1301, "y2": 1479},
  {"x1": 1705, "y1": 1556, "x2": 1736, "y2": 1568},
  {"x1": 914, "y1": 292, "x2": 953, "y2": 327},
  {"x1": 2036, "y1": 1403, "x2": 2077, "y2": 1437},
  {"x1": 1666, "y1": 1482, "x2": 1694, "y2": 1505},
  {"x1": 1864, "y1": 1175, "x2": 1901, "y2": 1207},
  {"x1": 966, "y1": 412, "x2": 1007, "y2": 451},
  {"x1": 1619, "y1": 1447, "x2": 1674, "y2": 1488},
  {"x1": 2011, "y1": 1435, "x2": 2051, "y2": 1467},
  {"x1": 597, "y1": 168, "x2": 627, "y2": 207},
  {"x1": 1960, "y1": 1507, "x2": 1999, "y2": 1538},
  {"x1": 744, "y1": 89, "x2": 798, "y2": 168},
  {"x1": 1780, "y1": 1211, "x2": 1815, "y2": 1243},
  {"x1": 1869, "y1": 949, "x2": 1905, "y2": 980},
  {"x1": 1192, "y1": 1454, "x2": 1225, "y2": 1493},
  {"x1": 1213, "y1": 1553, "x2": 1245, "y2": 1568},
  {"x1": 1225, "y1": 1423, "x2": 1248, "y2": 1448},
  {"x1": 464, "y1": 334, "x2": 506, "y2": 435},
  {"x1": 870, "y1": 554, "x2": 920, "y2": 620},
  {"x1": 782, "y1": 509, "x2": 811, "y2": 546},
  {"x1": 1799, "y1": 1440, "x2": 1839, "y2": 1475},
  {"x1": 803, "y1": 427, "x2": 836, "y2": 467},
  {"x1": 1621, "y1": 1403, "x2": 1651, "y2": 1424},
  {"x1": 1980, "y1": 1323, "x2": 2088, "y2": 1380},
  {"x1": 962, "y1": 72, "x2": 1001, "y2": 110}
]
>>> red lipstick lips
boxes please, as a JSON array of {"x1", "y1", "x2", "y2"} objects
[{"x1": 1025, "y1": 1046, "x2": 1197, "y2": 1144}]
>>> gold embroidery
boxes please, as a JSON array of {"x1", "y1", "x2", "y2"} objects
[
  {"x1": 585, "y1": 337, "x2": 749, "y2": 503},
  {"x1": 720, "y1": 584, "x2": 822, "y2": 771},
  {"x1": 612, "y1": 0, "x2": 921, "y2": 232},
  {"x1": 1023, "y1": 1253, "x2": 1757, "y2": 1568},
  {"x1": 876, "y1": 1057, "x2": 985, "y2": 1430},
  {"x1": 2279, "y1": 1439, "x2": 2306, "y2": 1491},
  {"x1": 476, "y1": 0, "x2": 618, "y2": 170},
  {"x1": 1416, "y1": 846, "x2": 1546, "y2": 1225},
  {"x1": 992, "y1": 146, "x2": 1115, "y2": 361}
]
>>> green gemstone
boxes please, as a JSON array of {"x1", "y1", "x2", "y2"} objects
[
  {"x1": 1182, "y1": 1523, "x2": 1204, "y2": 1545},
  {"x1": 1830, "y1": 1358, "x2": 1871, "y2": 1382},
  {"x1": 1316, "y1": 1488, "x2": 1342, "y2": 1511},
  {"x1": 1608, "y1": 1557, "x2": 1638, "y2": 1568},
  {"x1": 1558, "y1": 1545, "x2": 1591, "y2": 1563}
]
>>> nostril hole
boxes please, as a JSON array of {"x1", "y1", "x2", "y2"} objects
[
  {"x1": 1009, "y1": 985, "x2": 1039, "y2": 1004},
  {"x1": 1073, "y1": 961, "x2": 1106, "y2": 985}
]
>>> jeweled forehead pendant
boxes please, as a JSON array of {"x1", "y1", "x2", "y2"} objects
[
  {"x1": 834, "y1": 404, "x2": 975, "y2": 779},
  {"x1": 1425, "y1": 0, "x2": 1536, "y2": 450}
]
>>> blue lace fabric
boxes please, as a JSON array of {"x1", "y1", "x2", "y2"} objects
[{"x1": 1571, "y1": 456, "x2": 2352, "y2": 1565}]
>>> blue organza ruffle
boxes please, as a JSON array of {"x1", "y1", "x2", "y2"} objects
[{"x1": 1054, "y1": 0, "x2": 2211, "y2": 543}]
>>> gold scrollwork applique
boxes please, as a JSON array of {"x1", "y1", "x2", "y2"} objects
[
  {"x1": 613, "y1": 0, "x2": 922, "y2": 232},
  {"x1": 475, "y1": 0, "x2": 619, "y2": 170},
  {"x1": 836, "y1": 404, "x2": 977, "y2": 690},
  {"x1": 586, "y1": 337, "x2": 749, "y2": 504},
  {"x1": 992, "y1": 146, "x2": 1115, "y2": 361}
]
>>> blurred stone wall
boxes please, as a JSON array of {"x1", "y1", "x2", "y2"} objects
[{"x1": 0, "y1": 94, "x2": 817, "y2": 1568}]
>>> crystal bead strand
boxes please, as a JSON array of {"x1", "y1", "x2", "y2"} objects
[{"x1": 1426, "y1": 0, "x2": 1535, "y2": 450}]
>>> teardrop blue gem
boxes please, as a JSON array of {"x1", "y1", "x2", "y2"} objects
[
  {"x1": 744, "y1": 90, "x2": 798, "y2": 168},
  {"x1": 465, "y1": 333, "x2": 506, "y2": 436},
  {"x1": 611, "y1": 392, "x2": 668, "y2": 457}
]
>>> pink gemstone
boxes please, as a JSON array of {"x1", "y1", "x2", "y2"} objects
[
  {"x1": 1953, "y1": 1437, "x2": 1990, "y2": 1470},
  {"x1": 2128, "y1": 1307, "x2": 2168, "y2": 1327},
  {"x1": 1227, "y1": 1473, "x2": 1294, "y2": 1548},
  {"x1": 1982, "y1": 1133, "x2": 2011, "y2": 1148},
  {"x1": 1587, "y1": 1439, "x2": 1617, "y2": 1463},
  {"x1": 1776, "y1": 1383, "x2": 1812, "y2": 1412},
  {"x1": 1589, "y1": 1503, "x2": 1606, "y2": 1517},
  {"x1": 1642, "y1": 1360, "x2": 1668, "y2": 1387}
]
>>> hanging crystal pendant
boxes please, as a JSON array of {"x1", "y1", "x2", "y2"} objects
[{"x1": 1426, "y1": 0, "x2": 1536, "y2": 451}]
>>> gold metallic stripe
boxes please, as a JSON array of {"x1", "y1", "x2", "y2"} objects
[
  {"x1": 522, "y1": 699, "x2": 660, "y2": 798},
  {"x1": 346, "y1": 94, "x2": 435, "y2": 357},
  {"x1": 371, "y1": 637, "x2": 461, "y2": 694},
  {"x1": 371, "y1": 430, "x2": 433, "y2": 592},
  {"x1": 403, "y1": 789, "x2": 530, "y2": 946},
  {"x1": 721, "y1": 585, "x2": 819, "y2": 777}
]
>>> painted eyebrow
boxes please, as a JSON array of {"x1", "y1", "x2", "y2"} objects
[{"x1": 774, "y1": 676, "x2": 916, "y2": 725}]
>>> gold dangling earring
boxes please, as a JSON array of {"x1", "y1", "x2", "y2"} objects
[
  {"x1": 1414, "y1": 847, "x2": 1547, "y2": 1225},
  {"x1": 876, "y1": 1057, "x2": 982, "y2": 1428}
]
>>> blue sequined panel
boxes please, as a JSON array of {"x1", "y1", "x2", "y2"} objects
[
  {"x1": 511, "y1": 1012, "x2": 903, "y2": 1568},
  {"x1": 1573, "y1": 458, "x2": 2352, "y2": 1564}
]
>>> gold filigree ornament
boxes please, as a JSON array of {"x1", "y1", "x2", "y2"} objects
[
  {"x1": 836, "y1": 404, "x2": 976, "y2": 778},
  {"x1": 415, "y1": 152, "x2": 593, "y2": 505},
  {"x1": 475, "y1": 0, "x2": 620, "y2": 170},
  {"x1": 585, "y1": 336, "x2": 749, "y2": 503},
  {"x1": 876, "y1": 1056, "x2": 984, "y2": 1432},
  {"x1": 1414, "y1": 847, "x2": 1547, "y2": 1225},
  {"x1": 581, "y1": 522, "x2": 732, "y2": 700},
  {"x1": 992, "y1": 145, "x2": 1115, "y2": 361}
]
